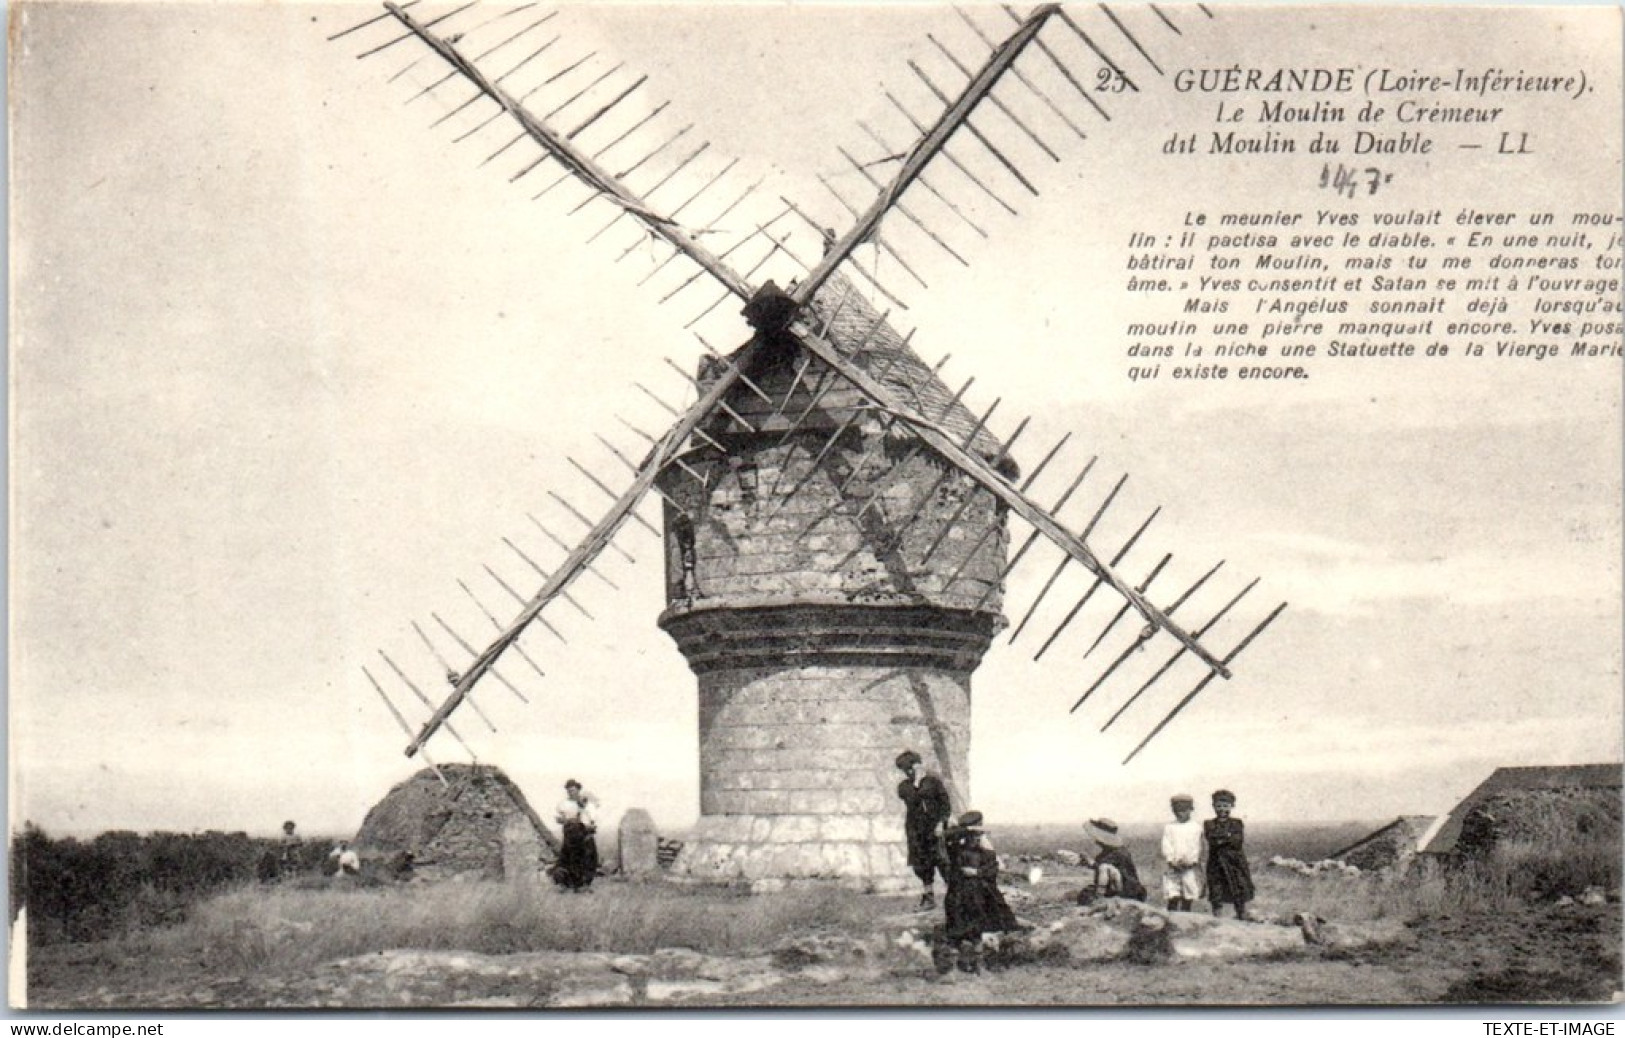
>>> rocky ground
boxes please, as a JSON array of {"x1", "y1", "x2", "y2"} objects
[{"x1": 26, "y1": 871, "x2": 1621, "y2": 1009}]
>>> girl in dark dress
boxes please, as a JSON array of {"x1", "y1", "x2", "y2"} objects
[
  {"x1": 940, "y1": 811, "x2": 1020, "y2": 975},
  {"x1": 1203, "y1": 789, "x2": 1254, "y2": 919}
]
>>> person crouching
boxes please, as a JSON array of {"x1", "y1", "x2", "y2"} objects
[{"x1": 1079, "y1": 817, "x2": 1146, "y2": 904}]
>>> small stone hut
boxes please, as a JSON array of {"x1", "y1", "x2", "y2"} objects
[
  {"x1": 1328, "y1": 815, "x2": 1435, "y2": 871},
  {"x1": 354, "y1": 763, "x2": 558, "y2": 881}
]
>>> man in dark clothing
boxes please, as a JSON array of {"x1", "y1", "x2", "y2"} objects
[
  {"x1": 895, "y1": 749, "x2": 952, "y2": 910},
  {"x1": 278, "y1": 820, "x2": 303, "y2": 874}
]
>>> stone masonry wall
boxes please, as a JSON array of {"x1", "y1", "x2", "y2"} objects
[
  {"x1": 658, "y1": 425, "x2": 1009, "y2": 619},
  {"x1": 657, "y1": 349, "x2": 1008, "y2": 889},
  {"x1": 421, "y1": 779, "x2": 532, "y2": 881},
  {"x1": 697, "y1": 662, "x2": 972, "y2": 816},
  {"x1": 665, "y1": 644, "x2": 984, "y2": 891}
]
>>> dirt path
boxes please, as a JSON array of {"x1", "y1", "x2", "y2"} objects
[
  {"x1": 738, "y1": 919, "x2": 1614, "y2": 1005},
  {"x1": 702, "y1": 903, "x2": 1620, "y2": 1006}
]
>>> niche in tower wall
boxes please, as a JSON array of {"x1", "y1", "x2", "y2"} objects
[{"x1": 668, "y1": 513, "x2": 699, "y2": 601}]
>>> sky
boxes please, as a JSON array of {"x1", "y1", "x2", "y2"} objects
[{"x1": 9, "y1": 2, "x2": 1622, "y2": 839}]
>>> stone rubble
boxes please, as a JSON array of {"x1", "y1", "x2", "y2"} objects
[
  {"x1": 1267, "y1": 855, "x2": 1363, "y2": 878},
  {"x1": 50, "y1": 895, "x2": 1420, "y2": 1008}
]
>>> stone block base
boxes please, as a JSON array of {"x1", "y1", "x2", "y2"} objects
[{"x1": 670, "y1": 813, "x2": 916, "y2": 893}]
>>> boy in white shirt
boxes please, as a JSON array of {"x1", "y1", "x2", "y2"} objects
[{"x1": 1160, "y1": 793, "x2": 1203, "y2": 911}]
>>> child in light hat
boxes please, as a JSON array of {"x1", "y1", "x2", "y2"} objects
[
  {"x1": 1161, "y1": 793, "x2": 1203, "y2": 912},
  {"x1": 1082, "y1": 817, "x2": 1146, "y2": 904}
]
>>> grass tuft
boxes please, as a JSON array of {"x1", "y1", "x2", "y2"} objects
[
  {"x1": 131, "y1": 879, "x2": 883, "y2": 975},
  {"x1": 1255, "y1": 823, "x2": 1619, "y2": 923}
]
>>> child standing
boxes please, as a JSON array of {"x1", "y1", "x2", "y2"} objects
[
  {"x1": 940, "y1": 811, "x2": 1021, "y2": 975},
  {"x1": 1203, "y1": 788, "x2": 1254, "y2": 920},
  {"x1": 1160, "y1": 793, "x2": 1203, "y2": 912},
  {"x1": 895, "y1": 749, "x2": 952, "y2": 910}
]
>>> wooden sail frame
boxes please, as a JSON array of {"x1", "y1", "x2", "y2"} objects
[{"x1": 337, "y1": 3, "x2": 1285, "y2": 763}]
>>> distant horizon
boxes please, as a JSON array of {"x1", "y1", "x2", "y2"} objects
[
  {"x1": 21, "y1": 815, "x2": 1394, "y2": 843},
  {"x1": 20, "y1": 758, "x2": 1624, "y2": 842},
  {"x1": 31, "y1": 760, "x2": 1625, "y2": 842},
  {"x1": 19, "y1": 747, "x2": 1623, "y2": 841},
  {"x1": 10, "y1": 6, "x2": 1621, "y2": 851}
]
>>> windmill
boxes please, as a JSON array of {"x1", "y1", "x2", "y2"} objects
[{"x1": 335, "y1": 2, "x2": 1286, "y2": 890}]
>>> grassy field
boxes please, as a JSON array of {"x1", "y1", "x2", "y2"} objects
[
  {"x1": 94, "y1": 880, "x2": 875, "y2": 976},
  {"x1": 38, "y1": 817, "x2": 1612, "y2": 963},
  {"x1": 22, "y1": 808, "x2": 1620, "y2": 1007}
]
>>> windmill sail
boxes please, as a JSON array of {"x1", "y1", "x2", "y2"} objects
[
  {"x1": 403, "y1": 351, "x2": 755, "y2": 757},
  {"x1": 335, "y1": 3, "x2": 1282, "y2": 767},
  {"x1": 379, "y1": 2, "x2": 758, "y2": 304},
  {"x1": 787, "y1": 5, "x2": 1062, "y2": 308}
]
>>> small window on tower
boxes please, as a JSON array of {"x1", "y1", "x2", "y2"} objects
[{"x1": 734, "y1": 459, "x2": 759, "y2": 508}]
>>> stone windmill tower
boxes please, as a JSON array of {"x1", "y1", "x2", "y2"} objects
[
  {"x1": 655, "y1": 281, "x2": 1016, "y2": 886},
  {"x1": 341, "y1": 3, "x2": 1286, "y2": 890}
]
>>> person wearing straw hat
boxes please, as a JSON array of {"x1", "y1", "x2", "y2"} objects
[
  {"x1": 939, "y1": 810, "x2": 1020, "y2": 975},
  {"x1": 895, "y1": 749, "x2": 952, "y2": 911},
  {"x1": 1204, "y1": 789, "x2": 1254, "y2": 919},
  {"x1": 1080, "y1": 818, "x2": 1146, "y2": 904},
  {"x1": 1161, "y1": 793, "x2": 1204, "y2": 912}
]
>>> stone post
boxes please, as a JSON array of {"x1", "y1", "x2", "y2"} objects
[{"x1": 618, "y1": 808, "x2": 661, "y2": 878}]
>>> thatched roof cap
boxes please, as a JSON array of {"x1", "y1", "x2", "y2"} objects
[{"x1": 702, "y1": 275, "x2": 1017, "y2": 477}]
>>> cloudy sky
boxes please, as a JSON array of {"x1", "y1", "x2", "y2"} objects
[{"x1": 10, "y1": 3, "x2": 1621, "y2": 838}]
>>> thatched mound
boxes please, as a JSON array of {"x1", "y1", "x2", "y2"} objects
[
  {"x1": 355, "y1": 763, "x2": 558, "y2": 881},
  {"x1": 1421, "y1": 763, "x2": 1620, "y2": 855},
  {"x1": 1457, "y1": 787, "x2": 1621, "y2": 858}
]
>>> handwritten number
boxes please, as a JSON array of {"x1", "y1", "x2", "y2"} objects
[{"x1": 1320, "y1": 162, "x2": 1393, "y2": 198}]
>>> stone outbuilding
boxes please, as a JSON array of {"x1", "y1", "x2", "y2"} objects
[
  {"x1": 354, "y1": 763, "x2": 558, "y2": 881},
  {"x1": 1328, "y1": 815, "x2": 1435, "y2": 871}
]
